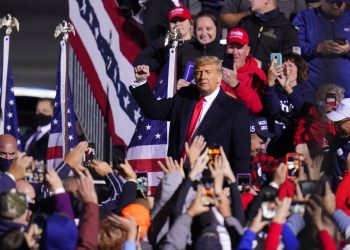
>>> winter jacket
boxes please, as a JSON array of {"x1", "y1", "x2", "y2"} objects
[
  {"x1": 221, "y1": 54, "x2": 267, "y2": 114},
  {"x1": 293, "y1": 8, "x2": 350, "y2": 96},
  {"x1": 239, "y1": 9, "x2": 299, "y2": 71},
  {"x1": 294, "y1": 105, "x2": 336, "y2": 153},
  {"x1": 134, "y1": 37, "x2": 191, "y2": 73},
  {"x1": 176, "y1": 17, "x2": 226, "y2": 79}
]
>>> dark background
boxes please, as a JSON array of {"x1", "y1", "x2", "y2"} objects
[{"x1": 0, "y1": 0, "x2": 68, "y2": 89}]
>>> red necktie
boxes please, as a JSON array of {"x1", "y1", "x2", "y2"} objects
[
  {"x1": 181, "y1": 97, "x2": 205, "y2": 158},
  {"x1": 186, "y1": 97, "x2": 205, "y2": 142}
]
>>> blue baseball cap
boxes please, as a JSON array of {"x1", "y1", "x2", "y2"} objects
[{"x1": 250, "y1": 117, "x2": 275, "y2": 138}]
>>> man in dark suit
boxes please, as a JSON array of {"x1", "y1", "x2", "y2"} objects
[
  {"x1": 130, "y1": 56, "x2": 250, "y2": 174},
  {"x1": 24, "y1": 98, "x2": 53, "y2": 161}
]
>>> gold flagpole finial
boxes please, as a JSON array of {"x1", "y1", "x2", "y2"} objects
[
  {"x1": 0, "y1": 14, "x2": 19, "y2": 35},
  {"x1": 54, "y1": 20, "x2": 75, "y2": 41}
]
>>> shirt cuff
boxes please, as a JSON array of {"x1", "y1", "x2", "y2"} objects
[
  {"x1": 130, "y1": 80, "x2": 146, "y2": 88},
  {"x1": 53, "y1": 187, "x2": 65, "y2": 195},
  {"x1": 5, "y1": 172, "x2": 15, "y2": 182},
  {"x1": 123, "y1": 241, "x2": 137, "y2": 250}
]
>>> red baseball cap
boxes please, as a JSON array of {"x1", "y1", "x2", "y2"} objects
[
  {"x1": 168, "y1": 7, "x2": 192, "y2": 22},
  {"x1": 226, "y1": 28, "x2": 249, "y2": 46}
]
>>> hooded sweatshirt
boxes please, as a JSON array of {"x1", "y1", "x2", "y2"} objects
[{"x1": 221, "y1": 54, "x2": 267, "y2": 114}]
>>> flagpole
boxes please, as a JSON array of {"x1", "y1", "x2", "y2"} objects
[
  {"x1": 0, "y1": 36, "x2": 10, "y2": 134},
  {"x1": 55, "y1": 21, "x2": 75, "y2": 155},
  {"x1": 60, "y1": 40, "x2": 67, "y2": 154},
  {"x1": 0, "y1": 14, "x2": 19, "y2": 134}
]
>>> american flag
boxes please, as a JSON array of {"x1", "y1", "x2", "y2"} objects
[
  {"x1": 127, "y1": 60, "x2": 175, "y2": 191},
  {"x1": 46, "y1": 40, "x2": 78, "y2": 169},
  {"x1": 0, "y1": 35, "x2": 22, "y2": 149},
  {"x1": 69, "y1": 0, "x2": 144, "y2": 145}
]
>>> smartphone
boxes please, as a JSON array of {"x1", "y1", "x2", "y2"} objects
[
  {"x1": 112, "y1": 145, "x2": 126, "y2": 169},
  {"x1": 222, "y1": 53, "x2": 234, "y2": 70},
  {"x1": 270, "y1": 53, "x2": 283, "y2": 67},
  {"x1": 334, "y1": 37, "x2": 347, "y2": 45},
  {"x1": 26, "y1": 160, "x2": 46, "y2": 183},
  {"x1": 325, "y1": 93, "x2": 337, "y2": 109},
  {"x1": 290, "y1": 202, "x2": 305, "y2": 215},
  {"x1": 261, "y1": 191, "x2": 277, "y2": 220},
  {"x1": 200, "y1": 175, "x2": 215, "y2": 206},
  {"x1": 136, "y1": 172, "x2": 148, "y2": 198},
  {"x1": 285, "y1": 153, "x2": 301, "y2": 179},
  {"x1": 208, "y1": 144, "x2": 221, "y2": 166},
  {"x1": 83, "y1": 142, "x2": 96, "y2": 167},
  {"x1": 237, "y1": 173, "x2": 251, "y2": 192},
  {"x1": 299, "y1": 180, "x2": 325, "y2": 196}
]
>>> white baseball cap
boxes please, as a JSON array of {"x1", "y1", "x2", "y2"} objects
[{"x1": 327, "y1": 98, "x2": 350, "y2": 122}]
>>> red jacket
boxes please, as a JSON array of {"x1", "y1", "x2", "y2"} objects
[
  {"x1": 294, "y1": 105, "x2": 336, "y2": 150},
  {"x1": 264, "y1": 222, "x2": 283, "y2": 250},
  {"x1": 221, "y1": 54, "x2": 267, "y2": 114},
  {"x1": 336, "y1": 171, "x2": 350, "y2": 215},
  {"x1": 318, "y1": 229, "x2": 337, "y2": 250}
]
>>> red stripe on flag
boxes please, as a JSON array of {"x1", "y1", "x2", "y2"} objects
[
  {"x1": 47, "y1": 146, "x2": 63, "y2": 159},
  {"x1": 128, "y1": 158, "x2": 165, "y2": 172}
]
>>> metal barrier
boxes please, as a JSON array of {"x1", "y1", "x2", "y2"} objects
[{"x1": 68, "y1": 46, "x2": 112, "y2": 161}]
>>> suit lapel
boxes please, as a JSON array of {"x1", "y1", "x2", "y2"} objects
[
  {"x1": 178, "y1": 92, "x2": 200, "y2": 153},
  {"x1": 195, "y1": 88, "x2": 225, "y2": 136}
]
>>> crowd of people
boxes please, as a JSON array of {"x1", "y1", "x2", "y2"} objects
[{"x1": 1, "y1": 0, "x2": 350, "y2": 249}]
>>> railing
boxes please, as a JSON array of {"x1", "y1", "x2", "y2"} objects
[{"x1": 68, "y1": 46, "x2": 112, "y2": 161}]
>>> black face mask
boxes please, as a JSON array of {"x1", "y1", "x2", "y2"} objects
[
  {"x1": 36, "y1": 114, "x2": 52, "y2": 127},
  {"x1": 0, "y1": 157, "x2": 13, "y2": 172}
]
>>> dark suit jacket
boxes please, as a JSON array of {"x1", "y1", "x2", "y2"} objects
[
  {"x1": 25, "y1": 132, "x2": 49, "y2": 161},
  {"x1": 130, "y1": 83, "x2": 251, "y2": 174}
]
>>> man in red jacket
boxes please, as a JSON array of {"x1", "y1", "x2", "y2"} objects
[{"x1": 221, "y1": 28, "x2": 267, "y2": 114}]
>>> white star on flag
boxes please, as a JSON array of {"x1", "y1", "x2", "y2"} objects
[
  {"x1": 138, "y1": 135, "x2": 142, "y2": 140},
  {"x1": 155, "y1": 133, "x2": 161, "y2": 139},
  {"x1": 146, "y1": 124, "x2": 151, "y2": 130},
  {"x1": 9, "y1": 100, "x2": 14, "y2": 105},
  {"x1": 53, "y1": 119, "x2": 58, "y2": 125},
  {"x1": 68, "y1": 135, "x2": 74, "y2": 141},
  {"x1": 6, "y1": 125, "x2": 11, "y2": 131},
  {"x1": 67, "y1": 122, "x2": 72, "y2": 127},
  {"x1": 7, "y1": 112, "x2": 13, "y2": 118}
]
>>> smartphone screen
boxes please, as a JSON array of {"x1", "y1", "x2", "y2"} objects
[
  {"x1": 222, "y1": 53, "x2": 234, "y2": 70},
  {"x1": 26, "y1": 160, "x2": 46, "y2": 183},
  {"x1": 285, "y1": 153, "x2": 300, "y2": 178},
  {"x1": 208, "y1": 144, "x2": 221, "y2": 166},
  {"x1": 83, "y1": 142, "x2": 96, "y2": 167},
  {"x1": 290, "y1": 202, "x2": 305, "y2": 215},
  {"x1": 270, "y1": 53, "x2": 283, "y2": 67},
  {"x1": 201, "y1": 176, "x2": 214, "y2": 206},
  {"x1": 237, "y1": 173, "x2": 251, "y2": 192},
  {"x1": 136, "y1": 172, "x2": 148, "y2": 198}
]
